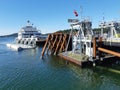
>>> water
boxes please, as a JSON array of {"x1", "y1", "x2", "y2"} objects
[{"x1": 0, "y1": 37, "x2": 120, "y2": 90}]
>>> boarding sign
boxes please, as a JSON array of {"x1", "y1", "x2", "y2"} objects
[{"x1": 68, "y1": 19, "x2": 79, "y2": 23}]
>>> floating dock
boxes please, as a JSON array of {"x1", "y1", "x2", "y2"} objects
[{"x1": 58, "y1": 51, "x2": 90, "y2": 67}]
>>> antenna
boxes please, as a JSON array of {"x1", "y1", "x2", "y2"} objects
[
  {"x1": 102, "y1": 12, "x2": 105, "y2": 22},
  {"x1": 27, "y1": 20, "x2": 30, "y2": 23},
  {"x1": 80, "y1": 6, "x2": 83, "y2": 20},
  {"x1": 27, "y1": 20, "x2": 31, "y2": 26}
]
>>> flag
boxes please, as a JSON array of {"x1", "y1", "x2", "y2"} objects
[{"x1": 74, "y1": 10, "x2": 78, "y2": 17}]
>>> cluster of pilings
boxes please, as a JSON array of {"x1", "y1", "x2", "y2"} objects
[{"x1": 41, "y1": 33, "x2": 72, "y2": 57}]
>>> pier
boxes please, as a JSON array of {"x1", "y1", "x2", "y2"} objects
[
  {"x1": 58, "y1": 37, "x2": 120, "y2": 67},
  {"x1": 93, "y1": 37, "x2": 120, "y2": 59},
  {"x1": 41, "y1": 33, "x2": 72, "y2": 57},
  {"x1": 41, "y1": 19, "x2": 120, "y2": 67}
]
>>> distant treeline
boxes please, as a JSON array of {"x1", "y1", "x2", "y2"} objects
[
  {"x1": 56, "y1": 28, "x2": 103, "y2": 34},
  {"x1": 0, "y1": 33, "x2": 18, "y2": 37},
  {"x1": 56, "y1": 28, "x2": 111, "y2": 35},
  {"x1": 0, "y1": 33, "x2": 49, "y2": 37},
  {"x1": 1, "y1": 28, "x2": 107, "y2": 37},
  {"x1": 56, "y1": 29, "x2": 78, "y2": 34}
]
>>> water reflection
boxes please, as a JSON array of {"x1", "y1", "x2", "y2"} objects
[
  {"x1": 42, "y1": 55, "x2": 120, "y2": 90},
  {"x1": 0, "y1": 37, "x2": 120, "y2": 90}
]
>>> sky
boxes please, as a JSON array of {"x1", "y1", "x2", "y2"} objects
[{"x1": 0, "y1": 0, "x2": 120, "y2": 35}]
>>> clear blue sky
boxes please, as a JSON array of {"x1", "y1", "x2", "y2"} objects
[{"x1": 0, "y1": 0, "x2": 120, "y2": 35}]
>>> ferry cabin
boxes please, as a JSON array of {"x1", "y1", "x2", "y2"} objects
[{"x1": 18, "y1": 25, "x2": 41, "y2": 39}]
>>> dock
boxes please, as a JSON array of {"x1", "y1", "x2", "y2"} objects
[
  {"x1": 58, "y1": 51, "x2": 90, "y2": 67},
  {"x1": 41, "y1": 33, "x2": 72, "y2": 57},
  {"x1": 41, "y1": 19, "x2": 120, "y2": 67}
]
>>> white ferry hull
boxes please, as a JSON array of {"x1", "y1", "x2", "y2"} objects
[{"x1": 6, "y1": 43, "x2": 36, "y2": 51}]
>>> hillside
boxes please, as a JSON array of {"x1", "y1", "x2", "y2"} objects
[
  {"x1": 0, "y1": 28, "x2": 102, "y2": 37},
  {"x1": 0, "y1": 33, "x2": 18, "y2": 37},
  {"x1": 56, "y1": 28, "x2": 101, "y2": 34}
]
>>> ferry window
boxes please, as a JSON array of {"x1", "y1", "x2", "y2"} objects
[{"x1": 116, "y1": 28, "x2": 120, "y2": 33}]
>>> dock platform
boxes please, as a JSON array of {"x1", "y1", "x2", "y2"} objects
[
  {"x1": 58, "y1": 51, "x2": 91, "y2": 67},
  {"x1": 36, "y1": 39, "x2": 46, "y2": 46}
]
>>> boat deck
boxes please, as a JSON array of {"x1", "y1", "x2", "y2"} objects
[
  {"x1": 6, "y1": 43, "x2": 36, "y2": 51},
  {"x1": 58, "y1": 51, "x2": 90, "y2": 67},
  {"x1": 36, "y1": 39, "x2": 46, "y2": 46}
]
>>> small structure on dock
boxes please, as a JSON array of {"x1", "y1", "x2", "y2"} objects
[{"x1": 59, "y1": 19, "x2": 94, "y2": 66}]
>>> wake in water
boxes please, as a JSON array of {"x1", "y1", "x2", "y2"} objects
[
  {"x1": 0, "y1": 37, "x2": 16, "y2": 54},
  {"x1": 0, "y1": 44, "x2": 12, "y2": 54}
]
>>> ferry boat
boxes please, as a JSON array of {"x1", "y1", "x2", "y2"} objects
[
  {"x1": 6, "y1": 21, "x2": 46, "y2": 51},
  {"x1": 6, "y1": 37, "x2": 37, "y2": 51},
  {"x1": 17, "y1": 20, "x2": 46, "y2": 41},
  {"x1": 99, "y1": 21, "x2": 120, "y2": 47}
]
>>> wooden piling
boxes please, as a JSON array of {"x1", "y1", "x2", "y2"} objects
[
  {"x1": 98, "y1": 37, "x2": 103, "y2": 59},
  {"x1": 98, "y1": 47, "x2": 120, "y2": 58},
  {"x1": 54, "y1": 35, "x2": 63, "y2": 55},
  {"x1": 98, "y1": 37, "x2": 103, "y2": 47},
  {"x1": 41, "y1": 33, "x2": 72, "y2": 57},
  {"x1": 41, "y1": 34, "x2": 51, "y2": 57},
  {"x1": 93, "y1": 37, "x2": 97, "y2": 58},
  {"x1": 60, "y1": 34, "x2": 67, "y2": 52},
  {"x1": 48, "y1": 34, "x2": 57, "y2": 54}
]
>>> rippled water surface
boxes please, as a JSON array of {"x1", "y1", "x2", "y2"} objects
[{"x1": 0, "y1": 37, "x2": 120, "y2": 90}]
